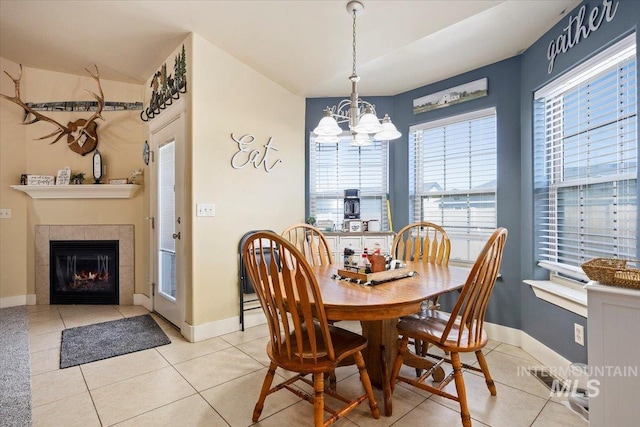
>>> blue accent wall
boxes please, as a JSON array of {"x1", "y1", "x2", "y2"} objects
[
  {"x1": 305, "y1": 0, "x2": 639, "y2": 364},
  {"x1": 520, "y1": 0, "x2": 639, "y2": 363}
]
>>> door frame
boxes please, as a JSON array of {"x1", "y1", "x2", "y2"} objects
[{"x1": 148, "y1": 98, "x2": 186, "y2": 333}]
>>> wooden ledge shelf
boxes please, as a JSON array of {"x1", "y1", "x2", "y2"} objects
[{"x1": 10, "y1": 184, "x2": 142, "y2": 199}]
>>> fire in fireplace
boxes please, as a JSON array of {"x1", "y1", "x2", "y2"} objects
[{"x1": 50, "y1": 240, "x2": 119, "y2": 304}]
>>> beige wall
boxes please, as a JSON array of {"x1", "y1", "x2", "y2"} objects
[
  {"x1": 189, "y1": 33, "x2": 305, "y2": 327},
  {"x1": 0, "y1": 59, "x2": 146, "y2": 304},
  {"x1": 0, "y1": 57, "x2": 28, "y2": 303},
  {"x1": 2, "y1": 32, "x2": 305, "y2": 332}
]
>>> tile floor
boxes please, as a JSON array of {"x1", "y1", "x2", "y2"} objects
[{"x1": 26, "y1": 304, "x2": 588, "y2": 426}]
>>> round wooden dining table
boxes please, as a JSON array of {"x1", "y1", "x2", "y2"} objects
[{"x1": 311, "y1": 261, "x2": 470, "y2": 415}]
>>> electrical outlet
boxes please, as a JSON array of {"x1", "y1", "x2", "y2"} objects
[
  {"x1": 196, "y1": 203, "x2": 215, "y2": 217},
  {"x1": 574, "y1": 323, "x2": 584, "y2": 346},
  {"x1": 0, "y1": 208, "x2": 11, "y2": 219}
]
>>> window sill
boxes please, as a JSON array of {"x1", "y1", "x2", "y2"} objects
[{"x1": 524, "y1": 279, "x2": 587, "y2": 318}]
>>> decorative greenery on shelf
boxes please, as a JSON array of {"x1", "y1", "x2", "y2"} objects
[
  {"x1": 70, "y1": 172, "x2": 85, "y2": 185},
  {"x1": 306, "y1": 216, "x2": 316, "y2": 226}
]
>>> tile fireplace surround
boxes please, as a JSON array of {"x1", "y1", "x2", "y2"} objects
[{"x1": 35, "y1": 225, "x2": 134, "y2": 305}]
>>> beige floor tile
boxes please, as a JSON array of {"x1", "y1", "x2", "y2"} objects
[
  {"x1": 30, "y1": 348, "x2": 61, "y2": 375},
  {"x1": 113, "y1": 394, "x2": 227, "y2": 426},
  {"x1": 32, "y1": 391, "x2": 101, "y2": 427},
  {"x1": 61, "y1": 309, "x2": 124, "y2": 329},
  {"x1": 27, "y1": 309, "x2": 62, "y2": 324},
  {"x1": 484, "y1": 339, "x2": 501, "y2": 350},
  {"x1": 201, "y1": 368, "x2": 301, "y2": 426},
  {"x1": 81, "y1": 348, "x2": 170, "y2": 390},
  {"x1": 532, "y1": 401, "x2": 588, "y2": 426},
  {"x1": 28, "y1": 318, "x2": 65, "y2": 337},
  {"x1": 56, "y1": 304, "x2": 118, "y2": 318},
  {"x1": 31, "y1": 366, "x2": 87, "y2": 407},
  {"x1": 339, "y1": 371, "x2": 428, "y2": 427},
  {"x1": 116, "y1": 305, "x2": 150, "y2": 318},
  {"x1": 493, "y1": 343, "x2": 542, "y2": 363},
  {"x1": 29, "y1": 330, "x2": 61, "y2": 354},
  {"x1": 334, "y1": 320, "x2": 363, "y2": 334},
  {"x1": 220, "y1": 323, "x2": 269, "y2": 346},
  {"x1": 174, "y1": 347, "x2": 264, "y2": 391},
  {"x1": 399, "y1": 398, "x2": 490, "y2": 426},
  {"x1": 253, "y1": 399, "x2": 358, "y2": 426},
  {"x1": 235, "y1": 336, "x2": 271, "y2": 366},
  {"x1": 430, "y1": 371, "x2": 548, "y2": 427},
  {"x1": 90, "y1": 366, "x2": 196, "y2": 426},
  {"x1": 156, "y1": 335, "x2": 231, "y2": 365},
  {"x1": 472, "y1": 351, "x2": 551, "y2": 399},
  {"x1": 26, "y1": 305, "x2": 59, "y2": 313}
]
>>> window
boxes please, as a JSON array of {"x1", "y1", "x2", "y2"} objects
[
  {"x1": 409, "y1": 108, "x2": 497, "y2": 262},
  {"x1": 309, "y1": 134, "x2": 389, "y2": 230},
  {"x1": 534, "y1": 34, "x2": 637, "y2": 281}
]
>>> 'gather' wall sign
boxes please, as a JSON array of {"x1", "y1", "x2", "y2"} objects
[
  {"x1": 547, "y1": 0, "x2": 619, "y2": 74},
  {"x1": 230, "y1": 133, "x2": 283, "y2": 172}
]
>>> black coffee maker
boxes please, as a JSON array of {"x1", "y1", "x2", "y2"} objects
[{"x1": 344, "y1": 189, "x2": 360, "y2": 219}]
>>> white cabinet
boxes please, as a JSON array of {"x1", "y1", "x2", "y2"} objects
[
  {"x1": 585, "y1": 282, "x2": 640, "y2": 426},
  {"x1": 324, "y1": 232, "x2": 394, "y2": 265}
]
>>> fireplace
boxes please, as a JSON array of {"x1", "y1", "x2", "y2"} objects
[{"x1": 50, "y1": 240, "x2": 119, "y2": 305}]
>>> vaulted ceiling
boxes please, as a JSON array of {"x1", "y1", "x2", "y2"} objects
[{"x1": 0, "y1": 0, "x2": 580, "y2": 97}]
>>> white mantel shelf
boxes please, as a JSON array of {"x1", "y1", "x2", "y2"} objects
[{"x1": 10, "y1": 184, "x2": 141, "y2": 199}]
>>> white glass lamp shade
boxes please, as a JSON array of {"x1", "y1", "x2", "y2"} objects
[
  {"x1": 313, "y1": 111, "x2": 342, "y2": 136},
  {"x1": 314, "y1": 135, "x2": 340, "y2": 143},
  {"x1": 374, "y1": 115, "x2": 401, "y2": 141},
  {"x1": 353, "y1": 109, "x2": 382, "y2": 134},
  {"x1": 350, "y1": 132, "x2": 371, "y2": 146}
]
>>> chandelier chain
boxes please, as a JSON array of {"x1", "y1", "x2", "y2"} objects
[{"x1": 352, "y1": 8, "x2": 357, "y2": 77}]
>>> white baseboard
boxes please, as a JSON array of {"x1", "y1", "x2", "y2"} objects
[
  {"x1": 133, "y1": 293, "x2": 152, "y2": 311},
  {"x1": 483, "y1": 320, "x2": 574, "y2": 381},
  {"x1": 181, "y1": 310, "x2": 267, "y2": 342},
  {"x1": 0, "y1": 294, "x2": 36, "y2": 308}
]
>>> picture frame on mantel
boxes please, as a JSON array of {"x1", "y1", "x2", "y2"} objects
[{"x1": 56, "y1": 167, "x2": 71, "y2": 185}]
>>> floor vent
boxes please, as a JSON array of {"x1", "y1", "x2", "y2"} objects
[{"x1": 529, "y1": 368, "x2": 565, "y2": 390}]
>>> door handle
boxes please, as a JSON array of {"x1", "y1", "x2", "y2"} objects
[
  {"x1": 145, "y1": 216, "x2": 155, "y2": 229},
  {"x1": 172, "y1": 232, "x2": 181, "y2": 240}
]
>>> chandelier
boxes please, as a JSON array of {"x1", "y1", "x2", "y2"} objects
[{"x1": 313, "y1": 1, "x2": 401, "y2": 146}]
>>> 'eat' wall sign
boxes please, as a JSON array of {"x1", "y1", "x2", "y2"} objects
[{"x1": 230, "y1": 133, "x2": 283, "y2": 172}]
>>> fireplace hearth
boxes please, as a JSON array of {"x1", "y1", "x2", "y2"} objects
[{"x1": 50, "y1": 240, "x2": 119, "y2": 304}]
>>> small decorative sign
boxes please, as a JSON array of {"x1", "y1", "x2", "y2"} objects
[
  {"x1": 230, "y1": 133, "x2": 283, "y2": 172},
  {"x1": 56, "y1": 167, "x2": 71, "y2": 185},
  {"x1": 27, "y1": 175, "x2": 55, "y2": 186},
  {"x1": 108, "y1": 178, "x2": 129, "y2": 185},
  {"x1": 413, "y1": 78, "x2": 488, "y2": 114},
  {"x1": 140, "y1": 45, "x2": 187, "y2": 122},
  {"x1": 546, "y1": 0, "x2": 619, "y2": 74}
]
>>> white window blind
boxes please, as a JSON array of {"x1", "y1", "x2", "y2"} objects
[
  {"x1": 309, "y1": 134, "x2": 389, "y2": 230},
  {"x1": 158, "y1": 140, "x2": 176, "y2": 254},
  {"x1": 409, "y1": 108, "x2": 497, "y2": 262},
  {"x1": 534, "y1": 34, "x2": 637, "y2": 279}
]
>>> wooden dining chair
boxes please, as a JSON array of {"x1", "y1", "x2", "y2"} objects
[
  {"x1": 242, "y1": 231, "x2": 380, "y2": 427},
  {"x1": 389, "y1": 227, "x2": 508, "y2": 427},
  {"x1": 391, "y1": 221, "x2": 450, "y2": 266},
  {"x1": 391, "y1": 221, "x2": 451, "y2": 373},
  {"x1": 282, "y1": 223, "x2": 334, "y2": 267}
]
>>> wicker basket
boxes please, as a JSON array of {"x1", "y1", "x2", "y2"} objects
[{"x1": 581, "y1": 258, "x2": 640, "y2": 290}]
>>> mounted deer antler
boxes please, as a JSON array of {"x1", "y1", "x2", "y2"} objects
[{"x1": 0, "y1": 64, "x2": 105, "y2": 155}]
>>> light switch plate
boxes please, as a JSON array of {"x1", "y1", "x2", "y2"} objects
[
  {"x1": 0, "y1": 208, "x2": 11, "y2": 219},
  {"x1": 196, "y1": 203, "x2": 215, "y2": 217}
]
